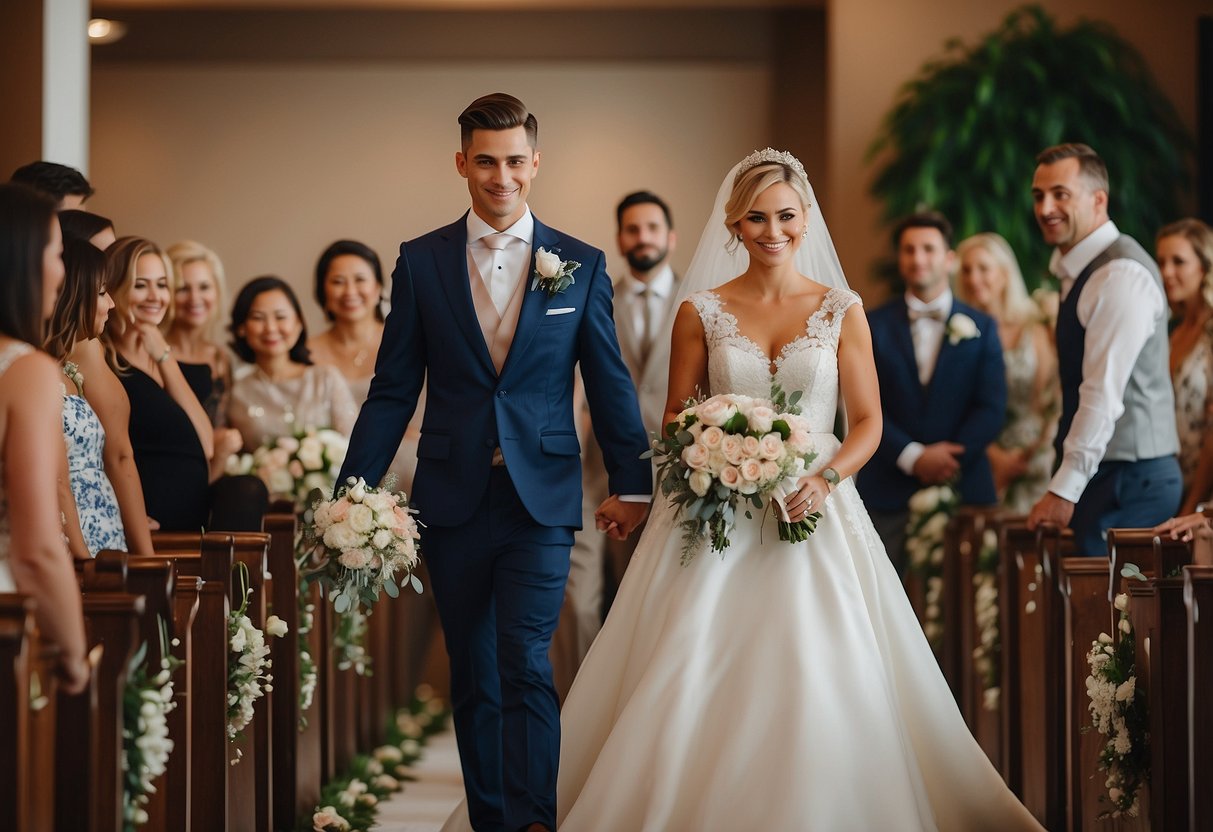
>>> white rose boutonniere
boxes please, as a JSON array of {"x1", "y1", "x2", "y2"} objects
[
  {"x1": 946, "y1": 312, "x2": 980, "y2": 345},
  {"x1": 531, "y1": 247, "x2": 580, "y2": 297}
]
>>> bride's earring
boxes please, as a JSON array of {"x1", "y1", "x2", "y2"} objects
[{"x1": 802, "y1": 226, "x2": 809, "y2": 239}]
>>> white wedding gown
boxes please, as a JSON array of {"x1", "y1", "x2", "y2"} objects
[{"x1": 445, "y1": 288, "x2": 1042, "y2": 832}]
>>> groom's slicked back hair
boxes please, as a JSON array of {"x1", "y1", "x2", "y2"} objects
[{"x1": 459, "y1": 93, "x2": 538, "y2": 151}]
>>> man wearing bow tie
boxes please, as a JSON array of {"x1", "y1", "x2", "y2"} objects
[{"x1": 858, "y1": 211, "x2": 1007, "y2": 575}]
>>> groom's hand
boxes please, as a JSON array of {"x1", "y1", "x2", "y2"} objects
[{"x1": 595, "y1": 495, "x2": 649, "y2": 540}]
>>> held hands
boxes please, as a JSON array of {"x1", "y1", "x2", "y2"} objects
[
  {"x1": 913, "y1": 442, "x2": 964, "y2": 485},
  {"x1": 783, "y1": 474, "x2": 830, "y2": 521},
  {"x1": 1027, "y1": 491, "x2": 1075, "y2": 531},
  {"x1": 595, "y1": 495, "x2": 649, "y2": 541}
]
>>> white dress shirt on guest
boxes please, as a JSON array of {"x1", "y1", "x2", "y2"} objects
[
  {"x1": 1047, "y1": 219, "x2": 1165, "y2": 503},
  {"x1": 620, "y1": 264, "x2": 676, "y2": 354},
  {"x1": 895, "y1": 288, "x2": 953, "y2": 475},
  {"x1": 467, "y1": 208, "x2": 534, "y2": 315}
]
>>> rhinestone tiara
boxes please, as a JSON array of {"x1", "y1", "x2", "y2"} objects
[{"x1": 735, "y1": 147, "x2": 806, "y2": 182}]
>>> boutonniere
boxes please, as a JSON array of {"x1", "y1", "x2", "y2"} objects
[
  {"x1": 531, "y1": 247, "x2": 580, "y2": 297},
  {"x1": 946, "y1": 313, "x2": 980, "y2": 345}
]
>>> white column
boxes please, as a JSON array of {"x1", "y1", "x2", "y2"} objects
[{"x1": 42, "y1": 0, "x2": 89, "y2": 173}]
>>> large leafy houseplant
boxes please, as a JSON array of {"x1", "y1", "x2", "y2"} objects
[{"x1": 868, "y1": 5, "x2": 1192, "y2": 288}]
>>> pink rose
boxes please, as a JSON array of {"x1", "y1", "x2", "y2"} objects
[
  {"x1": 759, "y1": 433, "x2": 784, "y2": 460},
  {"x1": 700, "y1": 425, "x2": 725, "y2": 450},
  {"x1": 682, "y1": 442, "x2": 711, "y2": 471},
  {"x1": 339, "y1": 548, "x2": 371, "y2": 569},
  {"x1": 288, "y1": 459, "x2": 305, "y2": 479},
  {"x1": 761, "y1": 460, "x2": 781, "y2": 481},
  {"x1": 741, "y1": 435, "x2": 761, "y2": 458},
  {"x1": 329, "y1": 500, "x2": 350, "y2": 523},
  {"x1": 786, "y1": 430, "x2": 813, "y2": 455},
  {"x1": 739, "y1": 459, "x2": 763, "y2": 482},
  {"x1": 748, "y1": 406, "x2": 775, "y2": 434},
  {"x1": 698, "y1": 397, "x2": 737, "y2": 427},
  {"x1": 719, "y1": 465, "x2": 741, "y2": 490},
  {"x1": 720, "y1": 435, "x2": 745, "y2": 465}
]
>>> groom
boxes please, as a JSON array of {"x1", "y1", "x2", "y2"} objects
[{"x1": 337, "y1": 93, "x2": 652, "y2": 832}]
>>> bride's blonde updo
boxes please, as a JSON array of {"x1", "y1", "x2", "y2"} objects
[{"x1": 723, "y1": 150, "x2": 813, "y2": 251}]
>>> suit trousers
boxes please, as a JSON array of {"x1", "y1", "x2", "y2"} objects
[
  {"x1": 424, "y1": 468, "x2": 573, "y2": 832},
  {"x1": 1070, "y1": 455, "x2": 1182, "y2": 557}
]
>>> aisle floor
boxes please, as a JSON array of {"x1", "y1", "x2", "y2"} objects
[{"x1": 374, "y1": 730, "x2": 464, "y2": 832}]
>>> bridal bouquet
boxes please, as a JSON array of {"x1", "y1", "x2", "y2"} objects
[
  {"x1": 646, "y1": 385, "x2": 820, "y2": 565},
  {"x1": 225, "y1": 428, "x2": 349, "y2": 506},
  {"x1": 300, "y1": 476, "x2": 423, "y2": 614}
]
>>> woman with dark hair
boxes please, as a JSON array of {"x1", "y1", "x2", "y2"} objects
[
  {"x1": 103, "y1": 236, "x2": 213, "y2": 531},
  {"x1": 227, "y1": 275, "x2": 357, "y2": 451},
  {"x1": 307, "y1": 240, "x2": 423, "y2": 488},
  {"x1": 58, "y1": 209, "x2": 116, "y2": 250},
  {"x1": 0, "y1": 182, "x2": 89, "y2": 693},
  {"x1": 44, "y1": 238, "x2": 126, "y2": 558}
]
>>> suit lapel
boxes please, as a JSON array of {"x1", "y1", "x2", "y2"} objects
[
  {"x1": 434, "y1": 215, "x2": 496, "y2": 375},
  {"x1": 925, "y1": 301, "x2": 958, "y2": 399},
  {"x1": 613, "y1": 287, "x2": 643, "y2": 373},
  {"x1": 892, "y1": 302, "x2": 924, "y2": 397},
  {"x1": 499, "y1": 218, "x2": 559, "y2": 378}
]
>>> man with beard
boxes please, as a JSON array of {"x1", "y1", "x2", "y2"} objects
[{"x1": 550, "y1": 191, "x2": 678, "y2": 699}]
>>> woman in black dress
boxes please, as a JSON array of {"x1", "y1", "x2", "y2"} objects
[{"x1": 103, "y1": 236, "x2": 213, "y2": 530}]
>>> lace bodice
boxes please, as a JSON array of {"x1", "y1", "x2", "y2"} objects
[
  {"x1": 688, "y1": 288, "x2": 860, "y2": 433},
  {"x1": 0, "y1": 341, "x2": 35, "y2": 590}
]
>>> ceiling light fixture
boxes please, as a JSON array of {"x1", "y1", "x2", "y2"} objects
[{"x1": 88, "y1": 18, "x2": 127, "y2": 45}]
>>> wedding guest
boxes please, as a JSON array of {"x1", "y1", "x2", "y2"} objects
[
  {"x1": 58, "y1": 209, "x2": 116, "y2": 250},
  {"x1": 307, "y1": 240, "x2": 422, "y2": 489},
  {"x1": 1026, "y1": 143, "x2": 1181, "y2": 555},
  {"x1": 956, "y1": 232, "x2": 1057, "y2": 514},
  {"x1": 0, "y1": 182, "x2": 89, "y2": 693},
  {"x1": 1156, "y1": 218, "x2": 1213, "y2": 514},
  {"x1": 104, "y1": 237, "x2": 213, "y2": 531},
  {"x1": 9, "y1": 160, "x2": 93, "y2": 209},
  {"x1": 44, "y1": 238, "x2": 127, "y2": 558},
  {"x1": 228, "y1": 276, "x2": 357, "y2": 451},
  {"x1": 858, "y1": 211, "x2": 1007, "y2": 573}
]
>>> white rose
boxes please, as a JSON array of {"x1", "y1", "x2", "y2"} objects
[
  {"x1": 365, "y1": 491, "x2": 396, "y2": 514},
  {"x1": 374, "y1": 744, "x2": 404, "y2": 763},
  {"x1": 947, "y1": 313, "x2": 980, "y2": 344},
  {"x1": 1097, "y1": 632, "x2": 1113, "y2": 645},
  {"x1": 1118, "y1": 618, "x2": 1131, "y2": 634},
  {"x1": 313, "y1": 806, "x2": 348, "y2": 831},
  {"x1": 264, "y1": 615, "x2": 288, "y2": 638},
  {"x1": 348, "y1": 479, "x2": 367, "y2": 503},
  {"x1": 681, "y1": 442, "x2": 711, "y2": 471},
  {"x1": 225, "y1": 453, "x2": 253, "y2": 476},
  {"x1": 372, "y1": 528, "x2": 394, "y2": 549},
  {"x1": 908, "y1": 488, "x2": 938, "y2": 514},
  {"x1": 700, "y1": 425, "x2": 725, "y2": 450},
  {"x1": 303, "y1": 473, "x2": 329, "y2": 494},
  {"x1": 698, "y1": 398, "x2": 737, "y2": 427},
  {"x1": 758, "y1": 433, "x2": 784, "y2": 461},
  {"x1": 739, "y1": 459, "x2": 763, "y2": 482},
  {"x1": 785, "y1": 430, "x2": 813, "y2": 455},
  {"x1": 277, "y1": 436, "x2": 300, "y2": 453},
  {"x1": 1114, "y1": 593, "x2": 1129, "y2": 612},
  {"x1": 737, "y1": 479, "x2": 758, "y2": 495},
  {"x1": 230, "y1": 626, "x2": 247, "y2": 653},
  {"x1": 535, "y1": 248, "x2": 562, "y2": 278},
  {"x1": 922, "y1": 512, "x2": 949, "y2": 540},
  {"x1": 688, "y1": 470, "x2": 712, "y2": 497},
  {"x1": 324, "y1": 522, "x2": 362, "y2": 551},
  {"x1": 720, "y1": 435, "x2": 745, "y2": 465},
  {"x1": 268, "y1": 468, "x2": 295, "y2": 497},
  {"x1": 339, "y1": 548, "x2": 371, "y2": 570},
  {"x1": 748, "y1": 406, "x2": 775, "y2": 435},
  {"x1": 347, "y1": 504, "x2": 376, "y2": 534},
  {"x1": 741, "y1": 435, "x2": 761, "y2": 458},
  {"x1": 760, "y1": 460, "x2": 781, "y2": 482},
  {"x1": 719, "y1": 466, "x2": 741, "y2": 490},
  {"x1": 372, "y1": 774, "x2": 400, "y2": 792}
]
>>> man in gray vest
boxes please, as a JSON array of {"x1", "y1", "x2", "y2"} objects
[{"x1": 1026, "y1": 142, "x2": 1181, "y2": 555}]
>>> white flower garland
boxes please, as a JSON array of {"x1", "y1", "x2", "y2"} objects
[
  {"x1": 121, "y1": 620, "x2": 181, "y2": 831},
  {"x1": 1085, "y1": 590, "x2": 1149, "y2": 818},
  {"x1": 972, "y1": 527, "x2": 1001, "y2": 710},
  {"x1": 226, "y1": 563, "x2": 287, "y2": 764},
  {"x1": 905, "y1": 484, "x2": 959, "y2": 646}
]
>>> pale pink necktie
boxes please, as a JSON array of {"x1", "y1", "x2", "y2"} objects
[{"x1": 482, "y1": 232, "x2": 513, "y2": 315}]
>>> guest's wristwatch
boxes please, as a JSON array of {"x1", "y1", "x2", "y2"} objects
[{"x1": 821, "y1": 467, "x2": 841, "y2": 490}]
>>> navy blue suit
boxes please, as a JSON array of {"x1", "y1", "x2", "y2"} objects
[
  {"x1": 339, "y1": 214, "x2": 650, "y2": 832},
  {"x1": 858, "y1": 298, "x2": 1007, "y2": 515}
]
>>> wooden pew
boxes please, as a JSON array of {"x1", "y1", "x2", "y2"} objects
[
  {"x1": 997, "y1": 520, "x2": 1071, "y2": 829},
  {"x1": 230, "y1": 532, "x2": 274, "y2": 832},
  {"x1": 0, "y1": 594, "x2": 34, "y2": 832},
  {"x1": 263, "y1": 506, "x2": 324, "y2": 829},
  {"x1": 1185, "y1": 564, "x2": 1213, "y2": 832},
  {"x1": 56, "y1": 553, "x2": 144, "y2": 832},
  {"x1": 150, "y1": 532, "x2": 237, "y2": 832}
]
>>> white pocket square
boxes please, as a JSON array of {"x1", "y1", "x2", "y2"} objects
[{"x1": 546, "y1": 307, "x2": 576, "y2": 316}]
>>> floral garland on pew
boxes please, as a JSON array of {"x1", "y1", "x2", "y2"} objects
[
  {"x1": 905, "y1": 484, "x2": 960, "y2": 646},
  {"x1": 122, "y1": 617, "x2": 181, "y2": 831},
  {"x1": 972, "y1": 527, "x2": 1001, "y2": 710},
  {"x1": 1084, "y1": 564, "x2": 1149, "y2": 819},
  {"x1": 227, "y1": 561, "x2": 288, "y2": 764},
  {"x1": 297, "y1": 596, "x2": 318, "y2": 730},
  {"x1": 307, "y1": 685, "x2": 452, "y2": 832}
]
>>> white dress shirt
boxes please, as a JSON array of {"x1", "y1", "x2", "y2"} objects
[
  {"x1": 467, "y1": 209, "x2": 534, "y2": 316},
  {"x1": 1048, "y1": 220, "x2": 1165, "y2": 502},
  {"x1": 896, "y1": 289, "x2": 953, "y2": 475},
  {"x1": 621, "y1": 264, "x2": 675, "y2": 354}
]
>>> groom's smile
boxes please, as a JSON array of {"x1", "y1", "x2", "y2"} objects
[{"x1": 455, "y1": 124, "x2": 540, "y2": 231}]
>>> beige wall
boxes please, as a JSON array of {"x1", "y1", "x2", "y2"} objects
[
  {"x1": 827, "y1": 0, "x2": 1207, "y2": 301},
  {"x1": 89, "y1": 61, "x2": 771, "y2": 332}
]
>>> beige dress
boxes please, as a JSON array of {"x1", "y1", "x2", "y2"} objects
[
  {"x1": 227, "y1": 363, "x2": 358, "y2": 451},
  {"x1": 343, "y1": 375, "x2": 425, "y2": 495}
]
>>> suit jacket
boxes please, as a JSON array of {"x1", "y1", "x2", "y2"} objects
[
  {"x1": 611, "y1": 273, "x2": 679, "y2": 436},
  {"x1": 857, "y1": 296, "x2": 1007, "y2": 511},
  {"x1": 338, "y1": 213, "x2": 652, "y2": 529}
]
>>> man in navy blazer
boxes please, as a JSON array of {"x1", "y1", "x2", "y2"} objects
[
  {"x1": 338, "y1": 94, "x2": 651, "y2": 832},
  {"x1": 857, "y1": 211, "x2": 1007, "y2": 575}
]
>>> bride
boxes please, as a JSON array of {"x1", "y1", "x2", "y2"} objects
[{"x1": 446, "y1": 150, "x2": 1043, "y2": 831}]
